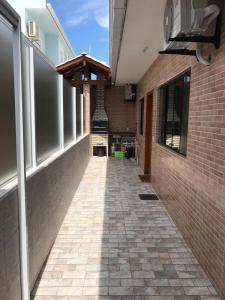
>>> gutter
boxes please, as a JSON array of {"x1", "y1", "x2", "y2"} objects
[{"x1": 110, "y1": 0, "x2": 128, "y2": 83}]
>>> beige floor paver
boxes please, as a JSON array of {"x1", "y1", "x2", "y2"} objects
[{"x1": 32, "y1": 157, "x2": 220, "y2": 300}]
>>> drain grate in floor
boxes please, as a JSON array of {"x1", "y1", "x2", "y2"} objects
[{"x1": 139, "y1": 194, "x2": 159, "y2": 200}]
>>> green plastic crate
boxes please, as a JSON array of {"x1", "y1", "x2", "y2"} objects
[{"x1": 114, "y1": 151, "x2": 125, "y2": 159}]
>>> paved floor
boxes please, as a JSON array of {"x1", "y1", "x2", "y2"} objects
[{"x1": 32, "y1": 157, "x2": 220, "y2": 300}]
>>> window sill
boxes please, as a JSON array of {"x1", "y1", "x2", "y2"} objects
[
  {"x1": 157, "y1": 143, "x2": 187, "y2": 160},
  {"x1": 0, "y1": 133, "x2": 89, "y2": 200}
]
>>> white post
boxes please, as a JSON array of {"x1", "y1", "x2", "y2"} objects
[
  {"x1": 81, "y1": 94, "x2": 84, "y2": 137},
  {"x1": 29, "y1": 47, "x2": 37, "y2": 167},
  {"x1": 72, "y1": 87, "x2": 77, "y2": 141},
  {"x1": 58, "y1": 75, "x2": 64, "y2": 149},
  {"x1": 13, "y1": 18, "x2": 30, "y2": 300}
]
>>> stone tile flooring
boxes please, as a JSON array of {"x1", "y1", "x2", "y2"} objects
[{"x1": 32, "y1": 157, "x2": 220, "y2": 300}]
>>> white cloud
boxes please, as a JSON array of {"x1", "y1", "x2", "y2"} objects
[{"x1": 66, "y1": 0, "x2": 109, "y2": 29}]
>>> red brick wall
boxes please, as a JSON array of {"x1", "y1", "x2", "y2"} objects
[
  {"x1": 105, "y1": 86, "x2": 136, "y2": 133},
  {"x1": 136, "y1": 2, "x2": 225, "y2": 298}
]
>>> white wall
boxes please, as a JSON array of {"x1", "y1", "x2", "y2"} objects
[
  {"x1": 7, "y1": 0, "x2": 75, "y2": 65},
  {"x1": 45, "y1": 34, "x2": 59, "y2": 65},
  {"x1": 8, "y1": 0, "x2": 46, "y2": 32}
]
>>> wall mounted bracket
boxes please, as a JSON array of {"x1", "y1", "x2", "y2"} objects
[
  {"x1": 159, "y1": 49, "x2": 197, "y2": 57},
  {"x1": 159, "y1": 7, "x2": 222, "y2": 65},
  {"x1": 168, "y1": 12, "x2": 222, "y2": 50}
]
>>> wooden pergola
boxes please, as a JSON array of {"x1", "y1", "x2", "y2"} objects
[{"x1": 56, "y1": 53, "x2": 111, "y2": 87}]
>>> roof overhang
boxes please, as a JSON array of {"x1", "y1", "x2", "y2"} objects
[
  {"x1": 56, "y1": 54, "x2": 111, "y2": 87},
  {"x1": 110, "y1": 0, "x2": 167, "y2": 85}
]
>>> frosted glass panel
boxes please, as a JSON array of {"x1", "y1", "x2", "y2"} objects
[
  {"x1": 22, "y1": 41, "x2": 32, "y2": 168},
  {"x1": 34, "y1": 50, "x2": 59, "y2": 163},
  {"x1": 63, "y1": 79, "x2": 73, "y2": 146},
  {"x1": 0, "y1": 16, "x2": 17, "y2": 183},
  {"x1": 76, "y1": 89, "x2": 82, "y2": 139}
]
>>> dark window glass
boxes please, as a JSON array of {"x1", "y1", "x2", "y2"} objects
[
  {"x1": 159, "y1": 71, "x2": 191, "y2": 156},
  {"x1": 0, "y1": 16, "x2": 17, "y2": 183},
  {"x1": 139, "y1": 98, "x2": 144, "y2": 135}
]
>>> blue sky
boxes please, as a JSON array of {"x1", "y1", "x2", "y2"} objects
[{"x1": 48, "y1": 0, "x2": 109, "y2": 64}]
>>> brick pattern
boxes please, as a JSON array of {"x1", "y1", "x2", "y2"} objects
[
  {"x1": 93, "y1": 74, "x2": 108, "y2": 122},
  {"x1": 105, "y1": 86, "x2": 136, "y2": 133},
  {"x1": 91, "y1": 134, "x2": 109, "y2": 157},
  {"x1": 32, "y1": 157, "x2": 219, "y2": 300},
  {"x1": 136, "y1": 1, "x2": 225, "y2": 298},
  {"x1": 91, "y1": 134, "x2": 108, "y2": 146}
]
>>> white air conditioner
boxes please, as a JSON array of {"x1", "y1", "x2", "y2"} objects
[
  {"x1": 125, "y1": 84, "x2": 136, "y2": 102},
  {"x1": 27, "y1": 21, "x2": 40, "y2": 41},
  {"x1": 164, "y1": 0, "x2": 220, "y2": 49}
]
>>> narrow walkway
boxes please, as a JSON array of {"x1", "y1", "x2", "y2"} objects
[{"x1": 32, "y1": 157, "x2": 219, "y2": 300}]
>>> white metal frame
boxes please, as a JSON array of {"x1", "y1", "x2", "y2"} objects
[
  {"x1": 72, "y1": 87, "x2": 77, "y2": 141},
  {"x1": 0, "y1": 0, "x2": 30, "y2": 299},
  {"x1": 58, "y1": 74, "x2": 64, "y2": 149},
  {"x1": 29, "y1": 46, "x2": 37, "y2": 168},
  {"x1": 81, "y1": 94, "x2": 84, "y2": 137}
]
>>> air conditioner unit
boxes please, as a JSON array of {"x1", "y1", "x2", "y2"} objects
[
  {"x1": 125, "y1": 84, "x2": 136, "y2": 102},
  {"x1": 164, "y1": 0, "x2": 219, "y2": 50},
  {"x1": 27, "y1": 21, "x2": 40, "y2": 41}
]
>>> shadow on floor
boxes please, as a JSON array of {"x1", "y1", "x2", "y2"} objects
[{"x1": 31, "y1": 157, "x2": 220, "y2": 300}]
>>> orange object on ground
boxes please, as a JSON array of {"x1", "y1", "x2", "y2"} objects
[{"x1": 121, "y1": 145, "x2": 126, "y2": 152}]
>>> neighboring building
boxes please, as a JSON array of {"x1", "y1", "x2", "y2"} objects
[
  {"x1": 110, "y1": 0, "x2": 225, "y2": 298},
  {"x1": 8, "y1": 0, "x2": 75, "y2": 64}
]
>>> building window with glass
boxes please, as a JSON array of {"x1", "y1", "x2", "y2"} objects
[{"x1": 159, "y1": 71, "x2": 191, "y2": 156}]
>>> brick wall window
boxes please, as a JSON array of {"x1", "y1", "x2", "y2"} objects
[
  {"x1": 139, "y1": 98, "x2": 144, "y2": 135},
  {"x1": 159, "y1": 71, "x2": 191, "y2": 156}
]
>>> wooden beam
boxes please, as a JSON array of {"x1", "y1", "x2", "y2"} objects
[
  {"x1": 84, "y1": 64, "x2": 90, "y2": 80},
  {"x1": 69, "y1": 79, "x2": 111, "y2": 86}
]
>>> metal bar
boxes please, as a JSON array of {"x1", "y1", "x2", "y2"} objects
[
  {"x1": 81, "y1": 94, "x2": 84, "y2": 137},
  {"x1": 69, "y1": 79, "x2": 111, "y2": 86},
  {"x1": 159, "y1": 49, "x2": 196, "y2": 56},
  {"x1": 29, "y1": 47, "x2": 37, "y2": 167},
  {"x1": 58, "y1": 75, "x2": 64, "y2": 149},
  {"x1": 12, "y1": 13, "x2": 30, "y2": 300},
  {"x1": 214, "y1": 12, "x2": 222, "y2": 49},
  {"x1": 72, "y1": 87, "x2": 77, "y2": 141},
  {"x1": 169, "y1": 36, "x2": 215, "y2": 44}
]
